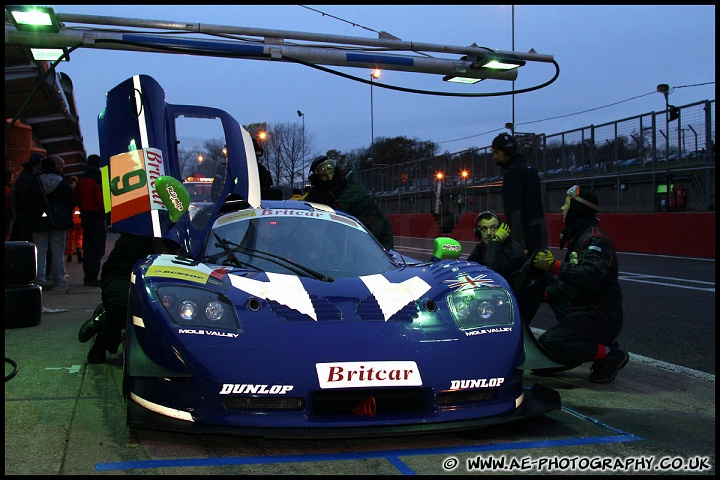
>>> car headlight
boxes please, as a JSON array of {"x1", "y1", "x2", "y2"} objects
[
  {"x1": 156, "y1": 285, "x2": 241, "y2": 331},
  {"x1": 447, "y1": 286, "x2": 514, "y2": 330}
]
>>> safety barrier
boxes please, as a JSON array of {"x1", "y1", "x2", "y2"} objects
[
  {"x1": 389, "y1": 212, "x2": 716, "y2": 259},
  {"x1": 387, "y1": 213, "x2": 441, "y2": 239}
]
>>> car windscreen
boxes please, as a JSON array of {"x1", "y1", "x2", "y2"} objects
[{"x1": 203, "y1": 211, "x2": 397, "y2": 278}]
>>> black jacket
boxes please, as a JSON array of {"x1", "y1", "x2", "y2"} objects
[
  {"x1": 546, "y1": 217, "x2": 622, "y2": 307},
  {"x1": 500, "y1": 153, "x2": 547, "y2": 253},
  {"x1": 305, "y1": 168, "x2": 394, "y2": 249},
  {"x1": 9, "y1": 167, "x2": 37, "y2": 217},
  {"x1": 27, "y1": 172, "x2": 76, "y2": 231},
  {"x1": 467, "y1": 237, "x2": 526, "y2": 281}
]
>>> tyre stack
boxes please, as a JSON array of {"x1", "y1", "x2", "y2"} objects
[{"x1": 5, "y1": 241, "x2": 42, "y2": 329}]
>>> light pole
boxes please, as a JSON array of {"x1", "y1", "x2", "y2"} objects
[
  {"x1": 370, "y1": 69, "x2": 381, "y2": 155},
  {"x1": 297, "y1": 110, "x2": 305, "y2": 183},
  {"x1": 434, "y1": 172, "x2": 443, "y2": 215},
  {"x1": 657, "y1": 84, "x2": 671, "y2": 211}
]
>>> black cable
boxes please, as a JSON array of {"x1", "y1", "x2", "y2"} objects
[
  {"x1": 83, "y1": 37, "x2": 561, "y2": 99},
  {"x1": 282, "y1": 55, "x2": 561, "y2": 98},
  {"x1": 5, "y1": 357, "x2": 19, "y2": 382}
]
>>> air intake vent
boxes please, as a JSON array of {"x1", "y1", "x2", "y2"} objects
[
  {"x1": 312, "y1": 388, "x2": 428, "y2": 416},
  {"x1": 356, "y1": 296, "x2": 418, "y2": 321},
  {"x1": 436, "y1": 388, "x2": 499, "y2": 409},
  {"x1": 223, "y1": 396, "x2": 305, "y2": 410},
  {"x1": 269, "y1": 296, "x2": 342, "y2": 321}
]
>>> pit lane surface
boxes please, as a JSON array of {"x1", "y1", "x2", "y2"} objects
[
  {"x1": 4, "y1": 234, "x2": 715, "y2": 475},
  {"x1": 394, "y1": 237, "x2": 716, "y2": 376}
]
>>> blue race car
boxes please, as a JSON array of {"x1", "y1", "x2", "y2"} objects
[{"x1": 99, "y1": 75, "x2": 561, "y2": 438}]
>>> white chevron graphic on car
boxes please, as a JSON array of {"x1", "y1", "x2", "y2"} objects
[
  {"x1": 228, "y1": 272, "x2": 431, "y2": 322},
  {"x1": 228, "y1": 272, "x2": 317, "y2": 320},
  {"x1": 360, "y1": 274, "x2": 432, "y2": 321}
]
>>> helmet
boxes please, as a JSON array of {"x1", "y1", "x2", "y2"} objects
[
  {"x1": 491, "y1": 133, "x2": 516, "y2": 156},
  {"x1": 310, "y1": 155, "x2": 336, "y2": 178},
  {"x1": 566, "y1": 185, "x2": 599, "y2": 211},
  {"x1": 564, "y1": 185, "x2": 599, "y2": 226},
  {"x1": 474, "y1": 211, "x2": 501, "y2": 239},
  {"x1": 309, "y1": 155, "x2": 330, "y2": 174}
]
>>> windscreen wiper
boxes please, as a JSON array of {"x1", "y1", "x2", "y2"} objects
[
  {"x1": 205, "y1": 234, "x2": 263, "y2": 271},
  {"x1": 211, "y1": 234, "x2": 334, "y2": 282}
]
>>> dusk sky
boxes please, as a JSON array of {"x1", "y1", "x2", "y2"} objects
[{"x1": 46, "y1": 4, "x2": 716, "y2": 158}]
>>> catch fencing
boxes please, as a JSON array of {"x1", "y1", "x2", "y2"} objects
[{"x1": 358, "y1": 99, "x2": 715, "y2": 216}]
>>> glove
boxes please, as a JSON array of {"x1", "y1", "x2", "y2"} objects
[
  {"x1": 533, "y1": 250, "x2": 556, "y2": 271},
  {"x1": 493, "y1": 222, "x2": 510, "y2": 243}
]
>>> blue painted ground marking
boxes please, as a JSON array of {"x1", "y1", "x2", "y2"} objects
[{"x1": 97, "y1": 407, "x2": 642, "y2": 473}]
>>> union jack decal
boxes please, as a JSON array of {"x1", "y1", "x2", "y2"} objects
[{"x1": 444, "y1": 273, "x2": 496, "y2": 291}]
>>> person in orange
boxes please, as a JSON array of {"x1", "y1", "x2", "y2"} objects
[{"x1": 65, "y1": 176, "x2": 83, "y2": 263}]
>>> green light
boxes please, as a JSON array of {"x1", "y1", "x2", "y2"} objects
[
  {"x1": 6, "y1": 5, "x2": 59, "y2": 33},
  {"x1": 443, "y1": 75, "x2": 483, "y2": 84},
  {"x1": 30, "y1": 48, "x2": 67, "y2": 62},
  {"x1": 477, "y1": 52, "x2": 526, "y2": 70},
  {"x1": 484, "y1": 60, "x2": 521, "y2": 70}
]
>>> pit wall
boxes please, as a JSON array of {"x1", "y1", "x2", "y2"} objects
[{"x1": 387, "y1": 212, "x2": 716, "y2": 259}]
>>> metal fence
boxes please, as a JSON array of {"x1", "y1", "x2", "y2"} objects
[{"x1": 358, "y1": 99, "x2": 715, "y2": 216}]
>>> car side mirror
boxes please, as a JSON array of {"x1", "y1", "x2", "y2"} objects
[
  {"x1": 430, "y1": 237, "x2": 462, "y2": 261},
  {"x1": 155, "y1": 176, "x2": 190, "y2": 223}
]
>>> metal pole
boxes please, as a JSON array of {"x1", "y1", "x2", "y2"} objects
[
  {"x1": 370, "y1": 74, "x2": 374, "y2": 152},
  {"x1": 52, "y1": 12, "x2": 557, "y2": 63},
  {"x1": 297, "y1": 110, "x2": 305, "y2": 182},
  {"x1": 664, "y1": 93, "x2": 671, "y2": 211},
  {"x1": 302, "y1": 115, "x2": 305, "y2": 181},
  {"x1": 302, "y1": 113, "x2": 310, "y2": 181},
  {"x1": 4, "y1": 28, "x2": 527, "y2": 81},
  {"x1": 688, "y1": 124, "x2": 698, "y2": 154},
  {"x1": 511, "y1": 5, "x2": 515, "y2": 134}
]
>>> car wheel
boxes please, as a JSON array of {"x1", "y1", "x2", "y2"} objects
[
  {"x1": 5, "y1": 284, "x2": 42, "y2": 329},
  {"x1": 5, "y1": 241, "x2": 37, "y2": 286}
]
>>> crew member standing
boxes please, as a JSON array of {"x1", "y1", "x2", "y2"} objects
[
  {"x1": 491, "y1": 133, "x2": 547, "y2": 256},
  {"x1": 74, "y1": 154, "x2": 106, "y2": 287}
]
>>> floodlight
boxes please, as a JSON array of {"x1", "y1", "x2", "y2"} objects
[
  {"x1": 475, "y1": 52, "x2": 526, "y2": 70},
  {"x1": 442, "y1": 75, "x2": 483, "y2": 84},
  {"x1": 442, "y1": 52, "x2": 522, "y2": 83},
  {"x1": 30, "y1": 47, "x2": 69, "y2": 62},
  {"x1": 443, "y1": 65, "x2": 519, "y2": 83},
  {"x1": 6, "y1": 5, "x2": 60, "y2": 33}
]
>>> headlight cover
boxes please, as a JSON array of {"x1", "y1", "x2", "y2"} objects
[
  {"x1": 156, "y1": 285, "x2": 241, "y2": 331},
  {"x1": 447, "y1": 286, "x2": 514, "y2": 330}
]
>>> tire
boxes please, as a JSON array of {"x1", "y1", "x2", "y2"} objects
[
  {"x1": 5, "y1": 284, "x2": 42, "y2": 329},
  {"x1": 5, "y1": 241, "x2": 37, "y2": 286}
]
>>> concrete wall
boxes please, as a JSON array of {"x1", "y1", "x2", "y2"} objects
[{"x1": 388, "y1": 212, "x2": 716, "y2": 259}]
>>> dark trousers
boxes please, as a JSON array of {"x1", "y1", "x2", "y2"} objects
[
  {"x1": 99, "y1": 272, "x2": 129, "y2": 351},
  {"x1": 538, "y1": 301, "x2": 623, "y2": 365},
  {"x1": 81, "y1": 214, "x2": 107, "y2": 282}
]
